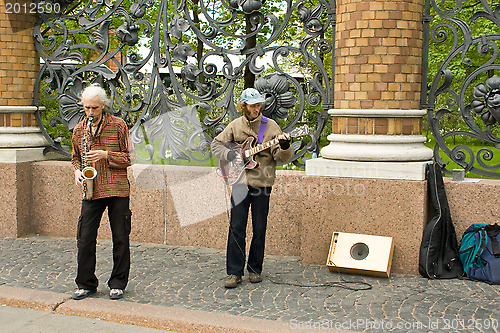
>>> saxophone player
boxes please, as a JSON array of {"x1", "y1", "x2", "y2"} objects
[{"x1": 71, "y1": 83, "x2": 134, "y2": 300}]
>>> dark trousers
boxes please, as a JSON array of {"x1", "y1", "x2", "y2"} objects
[
  {"x1": 227, "y1": 185, "x2": 272, "y2": 276},
  {"x1": 76, "y1": 196, "x2": 132, "y2": 290}
]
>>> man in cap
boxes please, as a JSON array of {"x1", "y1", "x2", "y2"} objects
[{"x1": 211, "y1": 88, "x2": 292, "y2": 288}]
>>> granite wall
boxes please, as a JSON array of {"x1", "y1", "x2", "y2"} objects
[
  {"x1": 3, "y1": 160, "x2": 497, "y2": 275},
  {"x1": 0, "y1": 162, "x2": 31, "y2": 237}
]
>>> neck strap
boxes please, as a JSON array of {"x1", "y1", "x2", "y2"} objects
[
  {"x1": 90, "y1": 115, "x2": 104, "y2": 139},
  {"x1": 257, "y1": 116, "x2": 268, "y2": 144}
]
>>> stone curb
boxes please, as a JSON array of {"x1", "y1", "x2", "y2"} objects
[{"x1": 0, "y1": 286, "x2": 350, "y2": 333}]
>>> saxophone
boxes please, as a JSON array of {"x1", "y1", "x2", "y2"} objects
[{"x1": 82, "y1": 116, "x2": 97, "y2": 200}]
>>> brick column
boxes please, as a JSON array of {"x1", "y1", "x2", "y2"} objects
[
  {"x1": 0, "y1": 0, "x2": 51, "y2": 237},
  {"x1": 0, "y1": 0, "x2": 39, "y2": 106},
  {"x1": 307, "y1": 0, "x2": 432, "y2": 180},
  {"x1": 0, "y1": 0, "x2": 50, "y2": 162}
]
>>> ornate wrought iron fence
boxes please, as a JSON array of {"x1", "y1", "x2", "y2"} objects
[
  {"x1": 422, "y1": 0, "x2": 500, "y2": 178},
  {"x1": 33, "y1": 0, "x2": 335, "y2": 166}
]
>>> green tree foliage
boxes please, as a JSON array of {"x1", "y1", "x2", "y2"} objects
[
  {"x1": 36, "y1": 0, "x2": 332, "y2": 160},
  {"x1": 38, "y1": 80, "x2": 73, "y2": 148},
  {"x1": 426, "y1": 0, "x2": 500, "y2": 143}
]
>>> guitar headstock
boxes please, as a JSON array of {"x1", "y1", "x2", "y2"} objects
[{"x1": 288, "y1": 124, "x2": 310, "y2": 138}]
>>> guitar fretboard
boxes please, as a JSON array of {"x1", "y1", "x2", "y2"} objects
[
  {"x1": 241, "y1": 125, "x2": 309, "y2": 158},
  {"x1": 244, "y1": 138, "x2": 279, "y2": 158}
]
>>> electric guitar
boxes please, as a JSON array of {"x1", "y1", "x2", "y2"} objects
[{"x1": 217, "y1": 125, "x2": 310, "y2": 185}]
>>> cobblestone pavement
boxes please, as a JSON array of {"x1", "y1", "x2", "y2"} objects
[{"x1": 0, "y1": 236, "x2": 499, "y2": 333}]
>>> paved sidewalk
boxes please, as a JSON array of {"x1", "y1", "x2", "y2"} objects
[
  {"x1": 0, "y1": 305, "x2": 166, "y2": 333},
  {"x1": 0, "y1": 236, "x2": 499, "y2": 332}
]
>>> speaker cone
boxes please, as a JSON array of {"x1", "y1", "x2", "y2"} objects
[{"x1": 350, "y1": 242, "x2": 369, "y2": 260}]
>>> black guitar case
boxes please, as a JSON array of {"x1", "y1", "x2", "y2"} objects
[{"x1": 419, "y1": 163, "x2": 463, "y2": 279}]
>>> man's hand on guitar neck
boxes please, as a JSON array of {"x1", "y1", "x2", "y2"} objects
[{"x1": 277, "y1": 132, "x2": 291, "y2": 150}]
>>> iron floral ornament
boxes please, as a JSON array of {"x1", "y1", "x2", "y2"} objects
[
  {"x1": 255, "y1": 74, "x2": 298, "y2": 121},
  {"x1": 470, "y1": 75, "x2": 500, "y2": 126},
  {"x1": 33, "y1": 0, "x2": 334, "y2": 166},
  {"x1": 428, "y1": 73, "x2": 500, "y2": 176}
]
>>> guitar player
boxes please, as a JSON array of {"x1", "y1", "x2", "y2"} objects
[{"x1": 211, "y1": 88, "x2": 293, "y2": 288}]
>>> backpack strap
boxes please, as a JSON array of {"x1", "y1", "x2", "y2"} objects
[
  {"x1": 475, "y1": 228, "x2": 488, "y2": 262},
  {"x1": 486, "y1": 224, "x2": 500, "y2": 258}
]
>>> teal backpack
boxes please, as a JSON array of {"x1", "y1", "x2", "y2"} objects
[{"x1": 459, "y1": 223, "x2": 500, "y2": 284}]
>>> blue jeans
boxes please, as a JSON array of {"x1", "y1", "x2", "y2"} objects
[{"x1": 227, "y1": 185, "x2": 272, "y2": 276}]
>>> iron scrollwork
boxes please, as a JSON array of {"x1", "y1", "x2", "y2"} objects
[
  {"x1": 33, "y1": 0, "x2": 334, "y2": 166},
  {"x1": 423, "y1": 0, "x2": 500, "y2": 178}
]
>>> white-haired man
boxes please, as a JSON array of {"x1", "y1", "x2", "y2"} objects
[{"x1": 71, "y1": 83, "x2": 133, "y2": 300}]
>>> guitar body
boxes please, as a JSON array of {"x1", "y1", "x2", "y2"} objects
[
  {"x1": 216, "y1": 124, "x2": 310, "y2": 185},
  {"x1": 217, "y1": 137, "x2": 259, "y2": 186}
]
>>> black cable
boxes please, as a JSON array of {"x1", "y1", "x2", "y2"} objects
[
  {"x1": 267, "y1": 273, "x2": 372, "y2": 291},
  {"x1": 222, "y1": 185, "x2": 373, "y2": 292}
]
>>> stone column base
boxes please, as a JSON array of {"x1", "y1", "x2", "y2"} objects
[
  {"x1": 0, "y1": 147, "x2": 65, "y2": 163},
  {"x1": 306, "y1": 158, "x2": 430, "y2": 181},
  {"x1": 0, "y1": 126, "x2": 48, "y2": 148},
  {"x1": 321, "y1": 134, "x2": 433, "y2": 161}
]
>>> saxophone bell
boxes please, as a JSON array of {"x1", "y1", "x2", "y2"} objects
[{"x1": 82, "y1": 166, "x2": 97, "y2": 180}]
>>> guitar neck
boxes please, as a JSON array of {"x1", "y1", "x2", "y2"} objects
[{"x1": 244, "y1": 138, "x2": 280, "y2": 158}]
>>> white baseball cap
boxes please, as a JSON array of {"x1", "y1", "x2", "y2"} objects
[{"x1": 240, "y1": 88, "x2": 265, "y2": 105}]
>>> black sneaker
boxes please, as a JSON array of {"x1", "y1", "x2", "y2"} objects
[{"x1": 71, "y1": 289, "x2": 96, "y2": 300}]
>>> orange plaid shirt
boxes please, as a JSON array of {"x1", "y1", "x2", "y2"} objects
[{"x1": 72, "y1": 113, "x2": 133, "y2": 200}]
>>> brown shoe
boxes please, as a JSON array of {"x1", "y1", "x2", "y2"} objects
[
  {"x1": 224, "y1": 275, "x2": 242, "y2": 288},
  {"x1": 248, "y1": 272, "x2": 262, "y2": 283}
]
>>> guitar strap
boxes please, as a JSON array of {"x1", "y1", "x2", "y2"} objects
[{"x1": 257, "y1": 116, "x2": 268, "y2": 144}]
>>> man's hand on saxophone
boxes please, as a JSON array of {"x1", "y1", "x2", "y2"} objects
[
  {"x1": 74, "y1": 169, "x2": 83, "y2": 188},
  {"x1": 73, "y1": 149, "x2": 107, "y2": 187},
  {"x1": 86, "y1": 149, "x2": 108, "y2": 163},
  {"x1": 73, "y1": 149, "x2": 107, "y2": 188}
]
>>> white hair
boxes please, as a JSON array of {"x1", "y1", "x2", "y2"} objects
[{"x1": 80, "y1": 83, "x2": 112, "y2": 114}]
